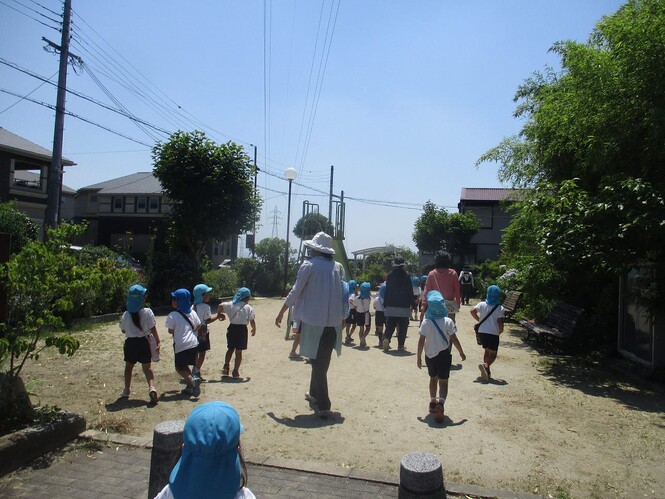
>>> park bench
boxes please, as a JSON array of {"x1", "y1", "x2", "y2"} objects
[
  {"x1": 520, "y1": 302, "x2": 584, "y2": 346},
  {"x1": 502, "y1": 290, "x2": 522, "y2": 321}
]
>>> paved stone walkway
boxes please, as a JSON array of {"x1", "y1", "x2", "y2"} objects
[{"x1": 0, "y1": 433, "x2": 536, "y2": 498}]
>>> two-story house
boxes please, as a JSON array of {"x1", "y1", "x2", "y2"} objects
[
  {"x1": 73, "y1": 172, "x2": 237, "y2": 265},
  {"x1": 0, "y1": 127, "x2": 76, "y2": 236},
  {"x1": 458, "y1": 187, "x2": 521, "y2": 264}
]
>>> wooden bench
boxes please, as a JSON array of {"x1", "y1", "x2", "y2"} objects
[
  {"x1": 502, "y1": 290, "x2": 522, "y2": 321},
  {"x1": 520, "y1": 302, "x2": 584, "y2": 344}
]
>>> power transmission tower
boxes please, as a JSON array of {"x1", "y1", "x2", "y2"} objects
[{"x1": 270, "y1": 207, "x2": 282, "y2": 238}]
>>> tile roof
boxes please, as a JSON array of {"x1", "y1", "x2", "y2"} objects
[
  {"x1": 79, "y1": 172, "x2": 162, "y2": 194},
  {"x1": 460, "y1": 187, "x2": 521, "y2": 202},
  {"x1": 0, "y1": 127, "x2": 75, "y2": 166}
]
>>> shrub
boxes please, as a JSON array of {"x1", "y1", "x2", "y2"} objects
[{"x1": 202, "y1": 267, "x2": 238, "y2": 299}]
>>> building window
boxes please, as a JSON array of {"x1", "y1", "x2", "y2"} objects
[
  {"x1": 469, "y1": 206, "x2": 493, "y2": 229},
  {"x1": 149, "y1": 197, "x2": 160, "y2": 213},
  {"x1": 112, "y1": 196, "x2": 124, "y2": 213},
  {"x1": 136, "y1": 197, "x2": 147, "y2": 213}
]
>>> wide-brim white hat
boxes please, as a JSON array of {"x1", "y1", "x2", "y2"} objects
[{"x1": 303, "y1": 231, "x2": 335, "y2": 255}]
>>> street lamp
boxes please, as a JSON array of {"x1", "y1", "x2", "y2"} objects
[{"x1": 283, "y1": 167, "x2": 297, "y2": 292}]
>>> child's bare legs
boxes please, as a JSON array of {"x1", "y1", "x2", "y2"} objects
[
  {"x1": 428, "y1": 376, "x2": 438, "y2": 400},
  {"x1": 483, "y1": 349, "x2": 498, "y2": 369},
  {"x1": 123, "y1": 362, "x2": 135, "y2": 394},
  {"x1": 141, "y1": 362, "x2": 155, "y2": 389},
  {"x1": 195, "y1": 351, "x2": 206, "y2": 371},
  {"x1": 176, "y1": 366, "x2": 193, "y2": 382},
  {"x1": 290, "y1": 333, "x2": 301, "y2": 355},
  {"x1": 233, "y1": 350, "x2": 243, "y2": 373},
  {"x1": 224, "y1": 348, "x2": 235, "y2": 368},
  {"x1": 438, "y1": 378, "x2": 449, "y2": 401}
]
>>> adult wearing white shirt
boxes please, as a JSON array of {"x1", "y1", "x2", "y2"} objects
[{"x1": 275, "y1": 232, "x2": 344, "y2": 418}]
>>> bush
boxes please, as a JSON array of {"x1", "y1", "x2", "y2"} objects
[
  {"x1": 147, "y1": 251, "x2": 202, "y2": 306},
  {"x1": 202, "y1": 267, "x2": 238, "y2": 299}
]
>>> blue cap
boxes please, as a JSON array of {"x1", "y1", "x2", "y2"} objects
[
  {"x1": 232, "y1": 287, "x2": 251, "y2": 304},
  {"x1": 360, "y1": 282, "x2": 371, "y2": 299},
  {"x1": 126, "y1": 285, "x2": 147, "y2": 313},
  {"x1": 486, "y1": 285, "x2": 501, "y2": 306},
  {"x1": 193, "y1": 283, "x2": 213, "y2": 304},
  {"x1": 169, "y1": 401, "x2": 243, "y2": 499},
  {"x1": 171, "y1": 288, "x2": 192, "y2": 314},
  {"x1": 425, "y1": 290, "x2": 448, "y2": 321}
]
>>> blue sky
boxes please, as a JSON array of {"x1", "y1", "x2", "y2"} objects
[{"x1": 1, "y1": 0, "x2": 625, "y2": 254}]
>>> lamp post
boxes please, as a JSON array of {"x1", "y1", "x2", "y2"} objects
[{"x1": 283, "y1": 167, "x2": 297, "y2": 292}]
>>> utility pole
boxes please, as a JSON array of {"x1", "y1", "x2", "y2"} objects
[
  {"x1": 328, "y1": 164, "x2": 334, "y2": 223},
  {"x1": 45, "y1": 0, "x2": 73, "y2": 228},
  {"x1": 251, "y1": 144, "x2": 259, "y2": 257}
]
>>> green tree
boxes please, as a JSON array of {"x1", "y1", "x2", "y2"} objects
[
  {"x1": 412, "y1": 201, "x2": 481, "y2": 262},
  {"x1": 292, "y1": 212, "x2": 334, "y2": 239},
  {"x1": 478, "y1": 0, "x2": 665, "y2": 341},
  {"x1": 152, "y1": 131, "x2": 261, "y2": 264},
  {"x1": 0, "y1": 201, "x2": 39, "y2": 254},
  {"x1": 253, "y1": 238, "x2": 289, "y2": 295}
]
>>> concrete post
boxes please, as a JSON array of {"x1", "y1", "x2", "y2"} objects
[
  {"x1": 398, "y1": 452, "x2": 446, "y2": 498},
  {"x1": 147, "y1": 420, "x2": 185, "y2": 499}
]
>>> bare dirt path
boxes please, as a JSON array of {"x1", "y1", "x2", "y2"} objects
[{"x1": 22, "y1": 297, "x2": 665, "y2": 498}]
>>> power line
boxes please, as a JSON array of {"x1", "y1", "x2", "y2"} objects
[{"x1": 2, "y1": 0, "x2": 60, "y2": 30}]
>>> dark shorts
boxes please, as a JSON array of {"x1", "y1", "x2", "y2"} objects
[
  {"x1": 424, "y1": 348, "x2": 452, "y2": 379},
  {"x1": 124, "y1": 337, "x2": 151, "y2": 365},
  {"x1": 478, "y1": 333, "x2": 500, "y2": 351},
  {"x1": 227, "y1": 323, "x2": 248, "y2": 350},
  {"x1": 345, "y1": 310, "x2": 356, "y2": 324},
  {"x1": 174, "y1": 346, "x2": 197, "y2": 369},
  {"x1": 196, "y1": 327, "x2": 211, "y2": 352},
  {"x1": 354, "y1": 311, "x2": 371, "y2": 327},
  {"x1": 375, "y1": 311, "x2": 385, "y2": 327}
]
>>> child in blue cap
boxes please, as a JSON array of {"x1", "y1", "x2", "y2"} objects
[
  {"x1": 218, "y1": 287, "x2": 256, "y2": 379},
  {"x1": 192, "y1": 283, "x2": 222, "y2": 382},
  {"x1": 411, "y1": 276, "x2": 422, "y2": 321},
  {"x1": 119, "y1": 285, "x2": 161, "y2": 403},
  {"x1": 417, "y1": 290, "x2": 466, "y2": 423},
  {"x1": 372, "y1": 283, "x2": 386, "y2": 347},
  {"x1": 154, "y1": 401, "x2": 255, "y2": 499},
  {"x1": 343, "y1": 280, "x2": 358, "y2": 344},
  {"x1": 471, "y1": 284, "x2": 504, "y2": 382},
  {"x1": 353, "y1": 282, "x2": 372, "y2": 347},
  {"x1": 165, "y1": 288, "x2": 202, "y2": 397}
]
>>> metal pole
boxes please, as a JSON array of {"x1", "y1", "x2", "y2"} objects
[
  {"x1": 45, "y1": 0, "x2": 72, "y2": 228},
  {"x1": 328, "y1": 164, "x2": 334, "y2": 224},
  {"x1": 252, "y1": 144, "x2": 258, "y2": 258},
  {"x1": 283, "y1": 179, "x2": 293, "y2": 291}
]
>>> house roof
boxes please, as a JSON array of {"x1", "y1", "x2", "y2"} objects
[
  {"x1": 14, "y1": 170, "x2": 75, "y2": 194},
  {"x1": 460, "y1": 187, "x2": 521, "y2": 202},
  {"x1": 79, "y1": 172, "x2": 162, "y2": 195},
  {"x1": 0, "y1": 127, "x2": 75, "y2": 166}
]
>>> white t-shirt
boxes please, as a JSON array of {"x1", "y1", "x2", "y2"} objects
[
  {"x1": 120, "y1": 308, "x2": 156, "y2": 338},
  {"x1": 352, "y1": 295, "x2": 371, "y2": 314},
  {"x1": 372, "y1": 292, "x2": 384, "y2": 312},
  {"x1": 412, "y1": 286, "x2": 422, "y2": 297},
  {"x1": 220, "y1": 301, "x2": 255, "y2": 325},
  {"x1": 165, "y1": 310, "x2": 201, "y2": 353},
  {"x1": 419, "y1": 316, "x2": 457, "y2": 358},
  {"x1": 473, "y1": 302, "x2": 505, "y2": 336},
  {"x1": 154, "y1": 484, "x2": 255, "y2": 499},
  {"x1": 192, "y1": 303, "x2": 212, "y2": 335}
]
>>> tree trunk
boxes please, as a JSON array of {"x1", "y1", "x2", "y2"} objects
[{"x1": 0, "y1": 373, "x2": 35, "y2": 435}]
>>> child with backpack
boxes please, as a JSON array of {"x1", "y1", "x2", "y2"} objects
[
  {"x1": 218, "y1": 287, "x2": 256, "y2": 379},
  {"x1": 165, "y1": 288, "x2": 202, "y2": 397},
  {"x1": 417, "y1": 290, "x2": 466, "y2": 423},
  {"x1": 471, "y1": 284, "x2": 504, "y2": 382},
  {"x1": 192, "y1": 283, "x2": 222, "y2": 381}
]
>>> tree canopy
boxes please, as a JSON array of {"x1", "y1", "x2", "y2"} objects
[
  {"x1": 478, "y1": 0, "x2": 665, "y2": 334},
  {"x1": 152, "y1": 131, "x2": 261, "y2": 263},
  {"x1": 292, "y1": 212, "x2": 334, "y2": 239},
  {"x1": 412, "y1": 201, "x2": 481, "y2": 262}
]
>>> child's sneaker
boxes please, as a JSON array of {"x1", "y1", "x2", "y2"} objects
[
  {"x1": 120, "y1": 388, "x2": 130, "y2": 399},
  {"x1": 181, "y1": 385, "x2": 194, "y2": 396},
  {"x1": 428, "y1": 401, "x2": 437, "y2": 414},
  {"x1": 221, "y1": 365, "x2": 230, "y2": 377},
  {"x1": 149, "y1": 388, "x2": 158, "y2": 404},
  {"x1": 486, "y1": 366, "x2": 492, "y2": 379},
  {"x1": 192, "y1": 377, "x2": 201, "y2": 397},
  {"x1": 232, "y1": 369, "x2": 240, "y2": 379},
  {"x1": 434, "y1": 402, "x2": 445, "y2": 423},
  {"x1": 382, "y1": 338, "x2": 390, "y2": 352}
]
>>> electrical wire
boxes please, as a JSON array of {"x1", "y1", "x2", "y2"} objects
[
  {"x1": 2, "y1": 0, "x2": 60, "y2": 30},
  {"x1": 0, "y1": 69, "x2": 57, "y2": 114}
]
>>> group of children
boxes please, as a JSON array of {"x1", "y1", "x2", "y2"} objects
[
  {"x1": 340, "y1": 277, "x2": 505, "y2": 423},
  {"x1": 119, "y1": 283, "x2": 256, "y2": 403}
]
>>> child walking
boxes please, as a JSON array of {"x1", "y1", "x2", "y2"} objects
[
  {"x1": 372, "y1": 283, "x2": 386, "y2": 347},
  {"x1": 165, "y1": 288, "x2": 202, "y2": 397},
  {"x1": 417, "y1": 290, "x2": 466, "y2": 423},
  {"x1": 344, "y1": 280, "x2": 358, "y2": 344},
  {"x1": 119, "y1": 285, "x2": 161, "y2": 404},
  {"x1": 354, "y1": 282, "x2": 372, "y2": 347},
  {"x1": 471, "y1": 284, "x2": 504, "y2": 382},
  {"x1": 218, "y1": 287, "x2": 256, "y2": 379},
  {"x1": 192, "y1": 283, "x2": 222, "y2": 381}
]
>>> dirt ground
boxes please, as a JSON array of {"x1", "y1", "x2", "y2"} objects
[{"x1": 21, "y1": 297, "x2": 665, "y2": 498}]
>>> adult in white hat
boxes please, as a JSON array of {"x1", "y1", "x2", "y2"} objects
[{"x1": 275, "y1": 232, "x2": 345, "y2": 419}]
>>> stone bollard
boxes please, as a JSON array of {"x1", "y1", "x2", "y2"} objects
[
  {"x1": 147, "y1": 420, "x2": 185, "y2": 499},
  {"x1": 398, "y1": 452, "x2": 446, "y2": 498}
]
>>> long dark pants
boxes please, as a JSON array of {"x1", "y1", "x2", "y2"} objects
[
  {"x1": 383, "y1": 316, "x2": 409, "y2": 347},
  {"x1": 461, "y1": 283, "x2": 473, "y2": 305},
  {"x1": 309, "y1": 327, "x2": 336, "y2": 411}
]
